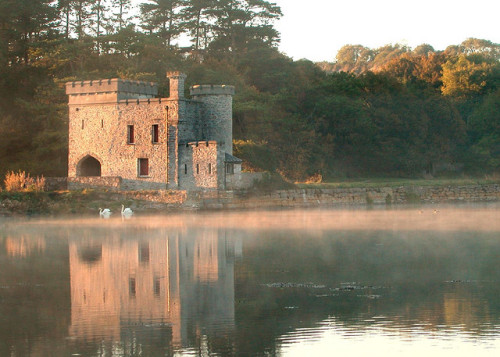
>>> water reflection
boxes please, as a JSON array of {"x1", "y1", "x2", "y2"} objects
[
  {"x1": 0, "y1": 208, "x2": 499, "y2": 356},
  {"x1": 68, "y1": 227, "x2": 236, "y2": 355}
]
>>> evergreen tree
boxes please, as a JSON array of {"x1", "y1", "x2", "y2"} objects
[{"x1": 140, "y1": 0, "x2": 183, "y2": 47}]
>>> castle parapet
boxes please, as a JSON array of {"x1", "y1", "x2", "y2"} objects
[
  {"x1": 187, "y1": 141, "x2": 218, "y2": 147},
  {"x1": 190, "y1": 85, "x2": 235, "y2": 97},
  {"x1": 66, "y1": 79, "x2": 158, "y2": 105}
]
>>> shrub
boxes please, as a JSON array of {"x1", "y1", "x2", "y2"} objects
[{"x1": 4, "y1": 171, "x2": 45, "y2": 192}]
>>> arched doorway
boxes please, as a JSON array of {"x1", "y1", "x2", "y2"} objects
[{"x1": 77, "y1": 156, "x2": 101, "y2": 177}]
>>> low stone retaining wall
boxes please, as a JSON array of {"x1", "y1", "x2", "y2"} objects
[
  {"x1": 68, "y1": 177, "x2": 122, "y2": 190},
  {"x1": 193, "y1": 184, "x2": 500, "y2": 209},
  {"x1": 38, "y1": 180, "x2": 500, "y2": 211}
]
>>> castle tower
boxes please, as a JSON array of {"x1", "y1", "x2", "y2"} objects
[
  {"x1": 189, "y1": 85, "x2": 235, "y2": 154},
  {"x1": 167, "y1": 71, "x2": 187, "y2": 99}
]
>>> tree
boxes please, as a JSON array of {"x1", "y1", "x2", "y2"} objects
[
  {"x1": 209, "y1": 0, "x2": 282, "y2": 55},
  {"x1": 0, "y1": 0, "x2": 58, "y2": 64},
  {"x1": 442, "y1": 54, "x2": 498, "y2": 98},
  {"x1": 73, "y1": 0, "x2": 95, "y2": 39},
  {"x1": 181, "y1": 0, "x2": 215, "y2": 53},
  {"x1": 413, "y1": 43, "x2": 435, "y2": 56},
  {"x1": 459, "y1": 38, "x2": 500, "y2": 60},
  {"x1": 140, "y1": 0, "x2": 183, "y2": 47},
  {"x1": 335, "y1": 44, "x2": 373, "y2": 73},
  {"x1": 110, "y1": 0, "x2": 132, "y2": 31}
]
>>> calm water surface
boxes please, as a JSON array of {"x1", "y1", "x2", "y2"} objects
[{"x1": 1, "y1": 206, "x2": 499, "y2": 356}]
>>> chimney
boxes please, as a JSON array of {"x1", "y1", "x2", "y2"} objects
[{"x1": 166, "y1": 71, "x2": 187, "y2": 99}]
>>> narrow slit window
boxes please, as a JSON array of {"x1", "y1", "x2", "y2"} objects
[
  {"x1": 184, "y1": 164, "x2": 187, "y2": 175},
  {"x1": 196, "y1": 164, "x2": 199, "y2": 174},
  {"x1": 101, "y1": 119, "x2": 104, "y2": 128},
  {"x1": 138, "y1": 158, "x2": 149, "y2": 176},
  {"x1": 127, "y1": 125, "x2": 135, "y2": 144},
  {"x1": 208, "y1": 163, "x2": 212, "y2": 174},
  {"x1": 82, "y1": 119, "x2": 84, "y2": 129},
  {"x1": 154, "y1": 278, "x2": 161, "y2": 296},
  {"x1": 152, "y1": 124, "x2": 159, "y2": 143}
]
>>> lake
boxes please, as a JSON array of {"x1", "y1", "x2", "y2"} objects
[{"x1": 1, "y1": 205, "x2": 499, "y2": 356}]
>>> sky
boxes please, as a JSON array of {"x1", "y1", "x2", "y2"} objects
[{"x1": 273, "y1": 0, "x2": 500, "y2": 61}]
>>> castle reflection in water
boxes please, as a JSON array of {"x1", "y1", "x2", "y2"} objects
[
  {"x1": 69, "y1": 228, "x2": 241, "y2": 348},
  {"x1": 69, "y1": 228, "x2": 239, "y2": 346}
]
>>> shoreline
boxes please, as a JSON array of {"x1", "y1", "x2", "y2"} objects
[{"x1": 1, "y1": 183, "x2": 499, "y2": 216}]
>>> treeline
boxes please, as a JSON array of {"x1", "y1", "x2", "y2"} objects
[{"x1": 0, "y1": 0, "x2": 499, "y2": 182}]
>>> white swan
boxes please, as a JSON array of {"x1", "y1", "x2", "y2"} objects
[
  {"x1": 99, "y1": 208, "x2": 111, "y2": 218},
  {"x1": 121, "y1": 204, "x2": 133, "y2": 217}
]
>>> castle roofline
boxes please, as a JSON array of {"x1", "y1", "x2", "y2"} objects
[
  {"x1": 190, "y1": 85, "x2": 235, "y2": 96},
  {"x1": 66, "y1": 78, "x2": 157, "y2": 95},
  {"x1": 66, "y1": 78, "x2": 158, "y2": 105}
]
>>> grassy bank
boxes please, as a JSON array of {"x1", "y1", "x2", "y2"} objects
[{"x1": 296, "y1": 177, "x2": 500, "y2": 189}]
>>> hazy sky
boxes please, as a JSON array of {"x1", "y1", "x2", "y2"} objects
[{"x1": 274, "y1": 0, "x2": 500, "y2": 61}]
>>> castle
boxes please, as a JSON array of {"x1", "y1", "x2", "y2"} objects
[{"x1": 66, "y1": 72, "x2": 243, "y2": 191}]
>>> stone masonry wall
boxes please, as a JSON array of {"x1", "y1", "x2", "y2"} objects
[
  {"x1": 179, "y1": 141, "x2": 219, "y2": 190},
  {"x1": 69, "y1": 100, "x2": 169, "y2": 186},
  {"x1": 68, "y1": 177, "x2": 122, "y2": 190},
  {"x1": 190, "y1": 91, "x2": 233, "y2": 155},
  {"x1": 192, "y1": 184, "x2": 500, "y2": 209}
]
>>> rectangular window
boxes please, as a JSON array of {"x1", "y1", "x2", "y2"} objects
[
  {"x1": 196, "y1": 164, "x2": 199, "y2": 174},
  {"x1": 139, "y1": 243, "x2": 149, "y2": 263},
  {"x1": 184, "y1": 164, "x2": 187, "y2": 175},
  {"x1": 82, "y1": 119, "x2": 84, "y2": 129},
  {"x1": 138, "y1": 158, "x2": 149, "y2": 176},
  {"x1": 208, "y1": 163, "x2": 212, "y2": 174},
  {"x1": 127, "y1": 125, "x2": 135, "y2": 144},
  {"x1": 226, "y1": 164, "x2": 234, "y2": 174},
  {"x1": 154, "y1": 278, "x2": 161, "y2": 296},
  {"x1": 152, "y1": 124, "x2": 159, "y2": 143},
  {"x1": 129, "y1": 277, "x2": 136, "y2": 297}
]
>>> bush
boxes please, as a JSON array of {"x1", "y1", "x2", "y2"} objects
[{"x1": 4, "y1": 171, "x2": 45, "y2": 192}]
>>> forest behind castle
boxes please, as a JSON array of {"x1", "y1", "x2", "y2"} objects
[{"x1": 0, "y1": 0, "x2": 499, "y2": 182}]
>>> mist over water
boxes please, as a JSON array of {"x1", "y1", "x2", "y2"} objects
[{"x1": 1, "y1": 205, "x2": 499, "y2": 356}]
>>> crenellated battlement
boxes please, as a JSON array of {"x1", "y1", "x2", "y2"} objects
[
  {"x1": 66, "y1": 79, "x2": 158, "y2": 105},
  {"x1": 190, "y1": 85, "x2": 235, "y2": 97},
  {"x1": 187, "y1": 141, "x2": 218, "y2": 147}
]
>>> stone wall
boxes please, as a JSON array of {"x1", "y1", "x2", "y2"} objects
[
  {"x1": 191, "y1": 184, "x2": 500, "y2": 210},
  {"x1": 226, "y1": 171, "x2": 264, "y2": 190},
  {"x1": 179, "y1": 141, "x2": 219, "y2": 190},
  {"x1": 190, "y1": 86, "x2": 234, "y2": 155},
  {"x1": 68, "y1": 100, "x2": 169, "y2": 185},
  {"x1": 45, "y1": 177, "x2": 68, "y2": 191},
  {"x1": 68, "y1": 177, "x2": 122, "y2": 190}
]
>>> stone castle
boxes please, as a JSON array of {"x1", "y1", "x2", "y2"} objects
[{"x1": 66, "y1": 72, "x2": 245, "y2": 191}]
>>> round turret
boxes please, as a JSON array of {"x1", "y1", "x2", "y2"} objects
[{"x1": 190, "y1": 85, "x2": 235, "y2": 154}]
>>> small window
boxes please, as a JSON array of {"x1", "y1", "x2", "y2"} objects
[
  {"x1": 184, "y1": 164, "x2": 187, "y2": 175},
  {"x1": 208, "y1": 163, "x2": 212, "y2": 174},
  {"x1": 138, "y1": 158, "x2": 149, "y2": 176},
  {"x1": 154, "y1": 278, "x2": 161, "y2": 296},
  {"x1": 152, "y1": 124, "x2": 159, "y2": 143},
  {"x1": 127, "y1": 125, "x2": 135, "y2": 144},
  {"x1": 196, "y1": 164, "x2": 199, "y2": 174},
  {"x1": 226, "y1": 164, "x2": 234, "y2": 174},
  {"x1": 101, "y1": 119, "x2": 104, "y2": 128},
  {"x1": 82, "y1": 119, "x2": 84, "y2": 129},
  {"x1": 139, "y1": 243, "x2": 149, "y2": 263},
  {"x1": 129, "y1": 277, "x2": 136, "y2": 297}
]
